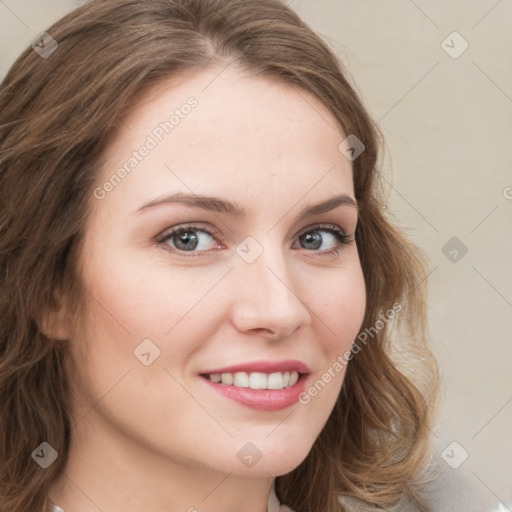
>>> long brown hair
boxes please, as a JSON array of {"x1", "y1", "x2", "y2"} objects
[{"x1": 0, "y1": 1, "x2": 439, "y2": 511}]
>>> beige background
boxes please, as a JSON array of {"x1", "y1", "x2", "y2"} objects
[{"x1": 1, "y1": 0, "x2": 511, "y2": 509}]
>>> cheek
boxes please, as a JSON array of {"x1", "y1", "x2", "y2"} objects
[
  {"x1": 77, "y1": 244, "x2": 220, "y2": 338},
  {"x1": 294, "y1": 265, "x2": 365, "y2": 440},
  {"x1": 71, "y1": 250, "x2": 230, "y2": 386},
  {"x1": 310, "y1": 261, "x2": 366, "y2": 352}
]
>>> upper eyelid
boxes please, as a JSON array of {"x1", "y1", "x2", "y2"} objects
[
  {"x1": 157, "y1": 223, "x2": 222, "y2": 241},
  {"x1": 296, "y1": 222, "x2": 348, "y2": 235}
]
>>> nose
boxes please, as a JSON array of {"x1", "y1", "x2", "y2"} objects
[{"x1": 229, "y1": 245, "x2": 312, "y2": 339}]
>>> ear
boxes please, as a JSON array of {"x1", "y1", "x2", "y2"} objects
[{"x1": 37, "y1": 287, "x2": 73, "y2": 341}]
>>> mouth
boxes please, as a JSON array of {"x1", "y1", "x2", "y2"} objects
[
  {"x1": 200, "y1": 370, "x2": 304, "y2": 390},
  {"x1": 198, "y1": 361, "x2": 310, "y2": 411},
  {"x1": 199, "y1": 364, "x2": 310, "y2": 412}
]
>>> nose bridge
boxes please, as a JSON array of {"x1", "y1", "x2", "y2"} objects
[
  {"x1": 230, "y1": 236, "x2": 311, "y2": 335},
  {"x1": 240, "y1": 235, "x2": 294, "y2": 297}
]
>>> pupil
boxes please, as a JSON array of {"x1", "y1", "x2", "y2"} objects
[
  {"x1": 176, "y1": 231, "x2": 198, "y2": 251},
  {"x1": 302, "y1": 232, "x2": 321, "y2": 250}
]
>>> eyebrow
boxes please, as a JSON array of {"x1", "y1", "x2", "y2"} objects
[{"x1": 134, "y1": 192, "x2": 358, "y2": 220}]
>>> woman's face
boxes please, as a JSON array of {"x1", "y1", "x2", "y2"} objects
[{"x1": 67, "y1": 65, "x2": 366, "y2": 478}]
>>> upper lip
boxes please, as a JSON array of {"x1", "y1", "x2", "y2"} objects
[{"x1": 200, "y1": 360, "x2": 310, "y2": 375}]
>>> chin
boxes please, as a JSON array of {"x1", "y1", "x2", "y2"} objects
[
  {"x1": 256, "y1": 452, "x2": 310, "y2": 477},
  {"x1": 242, "y1": 440, "x2": 314, "y2": 477}
]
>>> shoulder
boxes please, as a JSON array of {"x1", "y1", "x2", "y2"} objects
[
  {"x1": 335, "y1": 437, "x2": 510, "y2": 512},
  {"x1": 397, "y1": 438, "x2": 512, "y2": 512}
]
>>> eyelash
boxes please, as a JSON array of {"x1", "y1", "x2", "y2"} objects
[{"x1": 155, "y1": 223, "x2": 354, "y2": 259}]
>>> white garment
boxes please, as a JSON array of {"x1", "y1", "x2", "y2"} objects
[
  {"x1": 48, "y1": 481, "x2": 295, "y2": 512},
  {"x1": 47, "y1": 502, "x2": 64, "y2": 512}
]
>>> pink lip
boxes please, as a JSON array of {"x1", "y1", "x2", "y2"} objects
[
  {"x1": 200, "y1": 373, "x2": 309, "y2": 411},
  {"x1": 199, "y1": 360, "x2": 311, "y2": 375}
]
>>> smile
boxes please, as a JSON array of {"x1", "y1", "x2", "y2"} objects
[{"x1": 202, "y1": 371, "x2": 300, "y2": 390}]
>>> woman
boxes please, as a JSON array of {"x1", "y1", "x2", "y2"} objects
[{"x1": 0, "y1": 1, "x2": 439, "y2": 511}]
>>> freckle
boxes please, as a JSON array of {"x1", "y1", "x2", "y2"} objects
[{"x1": 271, "y1": 172, "x2": 276, "y2": 177}]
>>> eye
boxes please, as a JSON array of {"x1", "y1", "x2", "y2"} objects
[
  {"x1": 155, "y1": 222, "x2": 354, "y2": 257},
  {"x1": 156, "y1": 224, "x2": 222, "y2": 254},
  {"x1": 295, "y1": 224, "x2": 353, "y2": 255}
]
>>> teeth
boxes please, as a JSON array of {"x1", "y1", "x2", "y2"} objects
[
  {"x1": 233, "y1": 372, "x2": 249, "y2": 387},
  {"x1": 249, "y1": 372, "x2": 266, "y2": 389},
  {"x1": 267, "y1": 372, "x2": 284, "y2": 389},
  {"x1": 206, "y1": 371, "x2": 300, "y2": 390},
  {"x1": 221, "y1": 373, "x2": 233, "y2": 385}
]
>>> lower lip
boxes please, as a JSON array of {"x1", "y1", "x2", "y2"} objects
[{"x1": 200, "y1": 374, "x2": 309, "y2": 411}]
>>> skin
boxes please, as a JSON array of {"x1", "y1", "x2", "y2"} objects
[{"x1": 47, "y1": 64, "x2": 366, "y2": 512}]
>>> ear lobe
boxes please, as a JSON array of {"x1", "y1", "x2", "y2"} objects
[
  {"x1": 37, "y1": 289, "x2": 72, "y2": 341},
  {"x1": 39, "y1": 308, "x2": 71, "y2": 341}
]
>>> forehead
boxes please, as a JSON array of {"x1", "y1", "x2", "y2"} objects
[{"x1": 95, "y1": 64, "x2": 354, "y2": 212}]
